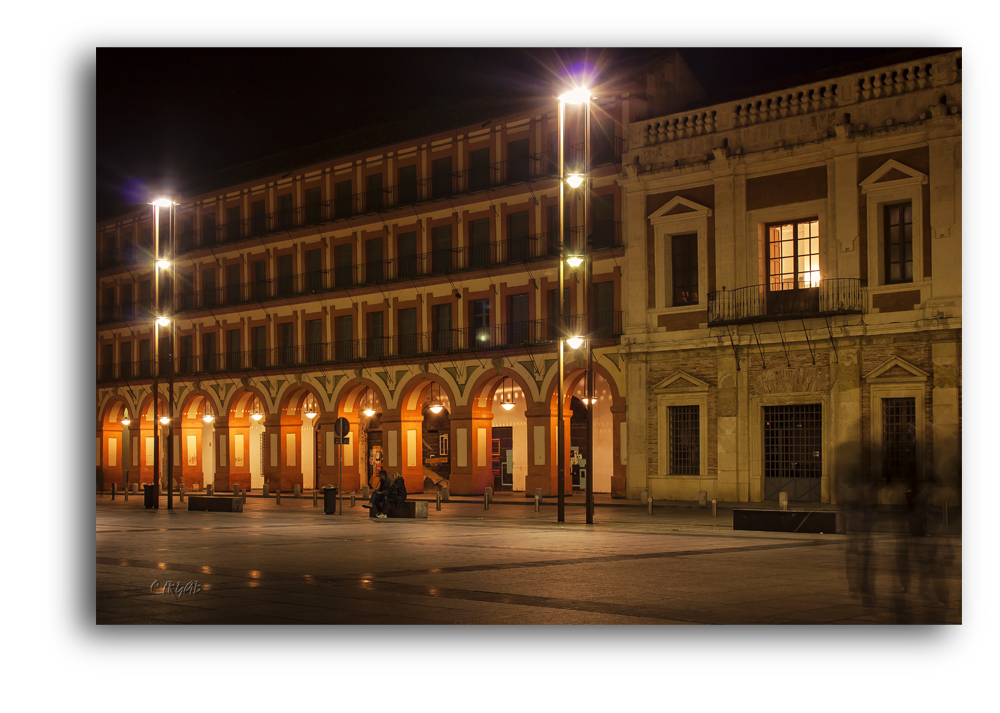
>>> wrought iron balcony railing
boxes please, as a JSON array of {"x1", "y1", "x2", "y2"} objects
[
  {"x1": 95, "y1": 311, "x2": 623, "y2": 383},
  {"x1": 707, "y1": 278, "x2": 866, "y2": 326}
]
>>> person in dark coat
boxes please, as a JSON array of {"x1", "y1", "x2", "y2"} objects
[
  {"x1": 374, "y1": 472, "x2": 407, "y2": 519},
  {"x1": 366, "y1": 469, "x2": 390, "y2": 515}
]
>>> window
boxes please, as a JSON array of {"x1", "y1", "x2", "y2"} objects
[
  {"x1": 367, "y1": 311, "x2": 385, "y2": 359},
  {"x1": 507, "y1": 211, "x2": 530, "y2": 262},
  {"x1": 668, "y1": 405, "x2": 700, "y2": 475},
  {"x1": 226, "y1": 206, "x2": 241, "y2": 242},
  {"x1": 179, "y1": 218, "x2": 194, "y2": 253},
  {"x1": 179, "y1": 335, "x2": 194, "y2": 374},
  {"x1": 469, "y1": 148, "x2": 490, "y2": 191},
  {"x1": 507, "y1": 138, "x2": 530, "y2": 183},
  {"x1": 885, "y1": 202, "x2": 913, "y2": 284},
  {"x1": 101, "y1": 286, "x2": 115, "y2": 322},
  {"x1": 397, "y1": 165, "x2": 417, "y2": 205},
  {"x1": 202, "y1": 268, "x2": 217, "y2": 309},
  {"x1": 139, "y1": 339, "x2": 152, "y2": 378},
  {"x1": 366, "y1": 174, "x2": 383, "y2": 213},
  {"x1": 671, "y1": 234, "x2": 698, "y2": 306},
  {"x1": 305, "y1": 248, "x2": 323, "y2": 292},
  {"x1": 251, "y1": 199, "x2": 266, "y2": 236},
  {"x1": 546, "y1": 203, "x2": 571, "y2": 256},
  {"x1": 469, "y1": 218, "x2": 491, "y2": 268},
  {"x1": 547, "y1": 287, "x2": 570, "y2": 340},
  {"x1": 592, "y1": 194, "x2": 616, "y2": 249},
  {"x1": 592, "y1": 117, "x2": 618, "y2": 166},
  {"x1": 279, "y1": 322, "x2": 294, "y2": 365},
  {"x1": 433, "y1": 303, "x2": 452, "y2": 352},
  {"x1": 158, "y1": 336, "x2": 169, "y2": 375},
  {"x1": 120, "y1": 341, "x2": 132, "y2": 380},
  {"x1": 432, "y1": 225, "x2": 453, "y2": 274},
  {"x1": 763, "y1": 404, "x2": 823, "y2": 501},
  {"x1": 365, "y1": 237, "x2": 384, "y2": 284},
  {"x1": 178, "y1": 272, "x2": 193, "y2": 312},
  {"x1": 226, "y1": 328, "x2": 241, "y2": 370},
  {"x1": 252, "y1": 260, "x2": 267, "y2": 301},
  {"x1": 305, "y1": 187, "x2": 322, "y2": 224},
  {"x1": 306, "y1": 319, "x2": 323, "y2": 364},
  {"x1": 225, "y1": 263, "x2": 241, "y2": 305},
  {"x1": 335, "y1": 180, "x2": 353, "y2": 218},
  {"x1": 767, "y1": 218, "x2": 820, "y2": 316},
  {"x1": 251, "y1": 326, "x2": 267, "y2": 369},
  {"x1": 278, "y1": 194, "x2": 294, "y2": 229},
  {"x1": 507, "y1": 293, "x2": 529, "y2": 345},
  {"x1": 439, "y1": 434, "x2": 450, "y2": 456},
  {"x1": 139, "y1": 279, "x2": 152, "y2": 315},
  {"x1": 882, "y1": 397, "x2": 917, "y2": 482},
  {"x1": 593, "y1": 281, "x2": 616, "y2": 337},
  {"x1": 398, "y1": 232, "x2": 418, "y2": 279},
  {"x1": 432, "y1": 157, "x2": 452, "y2": 199},
  {"x1": 471, "y1": 299, "x2": 490, "y2": 349},
  {"x1": 200, "y1": 333, "x2": 216, "y2": 373},
  {"x1": 335, "y1": 315, "x2": 353, "y2": 361},
  {"x1": 120, "y1": 284, "x2": 134, "y2": 319},
  {"x1": 101, "y1": 343, "x2": 114, "y2": 381},
  {"x1": 399, "y1": 307, "x2": 418, "y2": 356},
  {"x1": 201, "y1": 214, "x2": 215, "y2": 246},
  {"x1": 335, "y1": 244, "x2": 353, "y2": 288},
  {"x1": 277, "y1": 255, "x2": 293, "y2": 296}
]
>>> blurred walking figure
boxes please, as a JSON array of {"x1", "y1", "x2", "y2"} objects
[{"x1": 836, "y1": 447, "x2": 876, "y2": 607}]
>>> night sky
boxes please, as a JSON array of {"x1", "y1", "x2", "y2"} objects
[{"x1": 96, "y1": 47, "x2": 944, "y2": 222}]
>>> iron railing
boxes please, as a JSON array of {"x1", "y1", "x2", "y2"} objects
[
  {"x1": 707, "y1": 278, "x2": 866, "y2": 326},
  {"x1": 96, "y1": 311, "x2": 623, "y2": 382}
]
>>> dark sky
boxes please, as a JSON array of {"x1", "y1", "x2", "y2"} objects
[{"x1": 96, "y1": 47, "x2": 943, "y2": 222}]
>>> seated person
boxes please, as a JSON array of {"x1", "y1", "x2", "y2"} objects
[
  {"x1": 366, "y1": 469, "x2": 390, "y2": 513},
  {"x1": 374, "y1": 472, "x2": 407, "y2": 519}
]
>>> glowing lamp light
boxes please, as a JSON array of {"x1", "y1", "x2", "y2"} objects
[
  {"x1": 501, "y1": 402, "x2": 515, "y2": 411},
  {"x1": 566, "y1": 336, "x2": 584, "y2": 350},
  {"x1": 156, "y1": 258, "x2": 170, "y2": 269},
  {"x1": 559, "y1": 87, "x2": 591, "y2": 105},
  {"x1": 159, "y1": 416, "x2": 171, "y2": 425},
  {"x1": 120, "y1": 409, "x2": 131, "y2": 426},
  {"x1": 566, "y1": 254, "x2": 584, "y2": 268},
  {"x1": 363, "y1": 407, "x2": 376, "y2": 418},
  {"x1": 566, "y1": 173, "x2": 584, "y2": 189},
  {"x1": 305, "y1": 410, "x2": 317, "y2": 419},
  {"x1": 251, "y1": 412, "x2": 263, "y2": 421},
  {"x1": 581, "y1": 397, "x2": 594, "y2": 407},
  {"x1": 150, "y1": 198, "x2": 174, "y2": 207},
  {"x1": 202, "y1": 414, "x2": 215, "y2": 424},
  {"x1": 429, "y1": 403, "x2": 443, "y2": 414},
  {"x1": 156, "y1": 316, "x2": 170, "y2": 327}
]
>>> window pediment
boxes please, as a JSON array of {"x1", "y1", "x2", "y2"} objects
[
  {"x1": 648, "y1": 196, "x2": 712, "y2": 224},
  {"x1": 860, "y1": 160, "x2": 927, "y2": 194},
  {"x1": 864, "y1": 356, "x2": 928, "y2": 383},
  {"x1": 653, "y1": 371, "x2": 712, "y2": 393}
]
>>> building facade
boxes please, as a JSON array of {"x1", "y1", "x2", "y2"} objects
[
  {"x1": 95, "y1": 52, "x2": 706, "y2": 498},
  {"x1": 621, "y1": 50, "x2": 962, "y2": 505}
]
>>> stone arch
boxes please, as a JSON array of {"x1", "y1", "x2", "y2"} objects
[
  {"x1": 334, "y1": 378, "x2": 391, "y2": 490},
  {"x1": 97, "y1": 393, "x2": 134, "y2": 490}
]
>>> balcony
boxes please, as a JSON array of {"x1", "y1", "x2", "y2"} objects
[
  {"x1": 95, "y1": 311, "x2": 623, "y2": 383},
  {"x1": 707, "y1": 278, "x2": 866, "y2": 326}
]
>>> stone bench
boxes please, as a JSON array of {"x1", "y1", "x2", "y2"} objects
[
  {"x1": 732, "y1": 509, "x2": 840, "y2": 534},
  {"x1": 188, "y1": 495, "x2": 244, "y2": 513},
  {"x1": 369, "y1": 501, "x2": 427, "y2": 519}
]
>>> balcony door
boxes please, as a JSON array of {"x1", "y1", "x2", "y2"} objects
[{"x1": 767, "y1": 219, "x2": 820, "y2": 317}]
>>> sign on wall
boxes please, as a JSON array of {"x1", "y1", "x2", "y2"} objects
[
  {"x1": 108, "y1": 438, "x2": 116, "y2": 467},
  {"x1": 187, "y1": 435, "x2": 198, "y2": 467},
  {"x1": 145, "y1": 437, "x2": 154, "y2": 466},
  {"x1": 235, "y1": 434, "x2": 245, "y2": 467}
]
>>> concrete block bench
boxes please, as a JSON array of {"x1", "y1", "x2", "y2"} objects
[
  {"x1": 188, "y1": 495, "x2": 244, "y2": 513},
  {"x1": 369, "y1": 501, "x2": 427, "y2": 519},
  {"x1": 733, "y1": 509, "x2": 839, "y2": 534}
]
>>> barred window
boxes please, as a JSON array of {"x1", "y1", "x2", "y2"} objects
[
  {"x1": 882, "y1": 397, "x2": 917, "y2": 481},
  {"x1": 669, "y1": 405, "x2": 700, "y2": 475}
]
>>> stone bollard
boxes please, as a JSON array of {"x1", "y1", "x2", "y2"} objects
[
  {"x1": 485, "y1": 487, "x2": 493, "y2": 504},
  {"x1": 534, "y1": 494, "x2": 541, "y2": 513},
  {"x1": 436, "y1": 492, "x2": 441, "y2": 511},
  {"x1": 262, "y1": 483, "x2": 269, "y2": 498},
  {"x1": 351, "y1": 492, "x2": 356, "y2": 508},
  {"x1": 711, "y1": 498, "x2": 717, "y2": 518},
  {"x1": 639, "y1": 489, "x2": 649, "y2": 505},
  {"x1": 943, "y1": 501, "x2": 949, "y2": 526},
  {"x1": 648, "y1": 497, "x2": 653, "y2": 515},
  {"x1": 179, "y1": 484, "x2": 185, "y2": 503},
  {"x1": 442, "y1": 486, "x2": 450, "y2": 502},
  {"x1": 276, "y1": 489, "x2": 281, "y2": 505},
  {"x1": 362, "y1": 485, "x2": 370, "y2": 499},
  {"x1": 111, "y1": 483, "x2": 116, "y2": 500},
  {"x1": 294, "y1": 485, "x2": 301, "y2": 498},
  {"x1": 131, "y1": 483, "x2": 137, "y2": 494},
  {"x1": 313, "y1": 490, "x2": 318, "y2": 507},
  {"x1": 207, "y1": 484, "x2": 214, "y2": 496},
  {"x1": 698, "y1": 490, "x2": 707, "y2": 508},
  {"x1": 242, "y1": 489, "x2": 246, "y2": 505},
  {"x1": 124, "y1": 485, "x2": 129, "y2": 501},
  {"x1": 484, "y1": 492, "x2": 490, "y2": 511},
  {"x1": 234, "y1": 484, "x2": 239, "y2": 496},
  {"x1": 779, "y1": 492, "x2": 789, "y2": 511}
]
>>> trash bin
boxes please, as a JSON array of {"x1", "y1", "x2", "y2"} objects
[
  {"x1": 143, "y1": 484, "x2": 156, "y2": 509},
  {"x1": 323, "y1": 486, "x2": 339, "y2": 515}
]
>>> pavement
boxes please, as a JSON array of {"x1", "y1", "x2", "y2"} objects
[{"x1": 96, "y1": 490, "x2": 962, "y2": 625}]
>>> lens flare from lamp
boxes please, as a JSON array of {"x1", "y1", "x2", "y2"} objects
[
  {"x1": 202, "y1": 414, "x2": 214, "y2": 423},
  {"x1": 363, "y1": 407, "x2": 376, "y2": 417},
  {"x1": 567, "y1": 336, "x2": 584, "y2": 350},
  {"x1": 150, "y1": 198, "x2": 173, "y2": 207},
  {"x1": 251, "y1": 412, "x2": 262, "y2": 421},
  {"x1": 156, "y1": 316, "x2": 170, "y2": 327},
  {"x1": 159, "y1": 416, "x2": 170, "y2": 425},
  {"x1": 501, "y1": 402, "x2": 515, "y2": 411},
  {"x1": 156, "y1": 259, "x2": 170, "y2": 270},
  {"x1": 429, "y1": 404, "x2": 443, "y2": 414},
  {"x1": 566, "y1": 174, "x2": 584, "y2": 188},
  {"x1": 566, "y1": 255, "x2": 584, "y2": 268}
]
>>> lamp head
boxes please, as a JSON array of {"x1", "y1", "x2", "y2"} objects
[
  {"x1": 566, "y1": 336, "x2": 584, "y2": 350},
  {"x1": 202, "y1": 414, "x2": 214, "y2": 424},
  {"x1": 429, "y1": 404, "x2": 443, "y2": 415},
  {"x1": 363, "y1": 407, "x2": 376, "y2": 418},
  {"x1": 501, "y1": 402, "x2": 515, "y2": 411},
  {"x1": 566, "y1": 255, "x2": 584, "y2": 268},
  {"x1": 156, "y1": 258, "x2": 170, "y2": 270},
  {"x1": 149, "y1": 198, "x2": 174, "y2": 208},
  {"x1": 156, "y1": 316, "x2": 170, "y2": 327},
  {"x1": 559, "y1": 87, "x2": 591, "y2": 105},
  {"x1": 566, "y1": 173, "x2": 584, "y2": 189},
  {"x1": 251, "y1": 413, "x2": 263, "y2": 421},
  {"x1": 120, "y1": 409, "x2": 131, "y2": 426},
  {"x1": 159, "y1": 416, "x2": 171, "y2": 425}
]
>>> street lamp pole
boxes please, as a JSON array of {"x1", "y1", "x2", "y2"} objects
[
  {"x1": 584, "y1": 96, "x2": 594, "y2": 524},
  {"x1": 557, "y1": 97, "x2": 567, "y2": 523},
  {"x1": 166, "y1": 202, "x2": 175, "y2": 511},
  {"x1": 151, "y1": 202, "x2": 161, "y2": 509}
]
